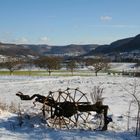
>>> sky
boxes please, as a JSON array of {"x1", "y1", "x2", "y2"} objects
[{"x1": 0, "y1": 0, "x2": 140, "y2": 45}]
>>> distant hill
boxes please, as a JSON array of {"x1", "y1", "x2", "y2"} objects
[
  {"x1": 0, "y1": 34, "x2": 140, "y2": 58},
  {"x1": 44, "y1": 44, "x2": 98, "y2": 56},
  {"x1": 0, "y1": 43, "x2": 98, "y2": 57},
  {"x1": 0, "y1": 43, "x2": 38, "y2": 57},
  {"x1": 87, "y1": 34, "x2": 140, "y2": 55}
]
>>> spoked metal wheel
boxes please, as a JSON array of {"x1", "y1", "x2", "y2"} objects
[
  {"x1": 43, "y1": 88, "x2": 104, "y2": 130},
  {"x1": 72, "y1": 88, "x2": 105, "y2": 130},
  {"x1": 43, "y1": 88, "x2": 88, "y2": 129},
  {"x1": 44, "y1": 88, "x2": 78, "y2": 129},
  {"x1": 68, "y1": 88, "x2": 92, "y2": 129}
]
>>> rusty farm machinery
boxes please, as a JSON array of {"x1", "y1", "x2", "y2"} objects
[{"x1": 16, "y1": 88, "x2": 112, "y2": 130}]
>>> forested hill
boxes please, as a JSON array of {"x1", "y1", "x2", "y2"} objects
[
  {"x1": 86, "y1": 34, "x2": 140, "y2": 55},
  {"x1": 0, "y1": 43, "x2": 98, "y2": 57}
]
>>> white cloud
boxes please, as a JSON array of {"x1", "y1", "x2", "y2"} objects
[
  {"x1": 100, "y1": 16, "x2": 112, "y2": 21},
  {"x1": 14, "y1": 37, "x2": 29, "y2": 44},
  {"x1": 39, "y1": 36, "x2": 49, "y2": 44},
  {"x1": 0, "y1": 32, "x2": 30, "y2": 44}
]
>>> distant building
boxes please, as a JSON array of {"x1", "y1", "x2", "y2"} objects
[{"x1": 0, "y1": 55, "x2": 8, "y2": 63}]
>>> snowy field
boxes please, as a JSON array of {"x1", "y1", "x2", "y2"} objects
[{"x1": 0, "y1": 75, "x2": 140, "y2": 140}]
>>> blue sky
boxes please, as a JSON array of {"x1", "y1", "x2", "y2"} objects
[{"x1": 0, "y1": 0, "x2": 140, "y2": 45}]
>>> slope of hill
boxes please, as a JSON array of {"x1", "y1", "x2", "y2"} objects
[
  {"x1": 0, "y1": 43, "x2": 98, "y2": 57},
  {"x1": 0, "y1": 34, "x2": 140, "y2": 58},
  {"x1": 0, "y1": 43, "x2": 39, "y2": 57},
  {"x1": 88, "y1": 34, "x2": 140, "y2": 55},
  {"x1": 45, "y1": 44, "x2": 98, "y2": 56},
  {"x1": 115, "y1": 34, "x2": 140, "y2": 52}
]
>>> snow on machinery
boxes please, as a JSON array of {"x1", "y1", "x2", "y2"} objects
[{"x1": 16, "y1": 87, "x2": 112, "y2": 130}]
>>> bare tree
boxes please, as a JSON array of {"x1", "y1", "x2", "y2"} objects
[
  {"x1": 66, "y1": 60, "x2": 77, "y2": 76},
  {"x1": 25, "y1": 57, "x2": 34, "y2": 76},
  {"x1": 93, "y1": 62, "x2": 106, "y2": 76},
  {"x1": 1, "y1": 57, "x2": 23, "y2": 75},
  {"x1": 122, "y1": 80, "x2": 140, "y2": 136},
  {"x1": 34, "y1": 56, "x2": 62, "y2": 76},
  {"x1": 85, "y1": 57, "x2": 110, "y2": 76}
]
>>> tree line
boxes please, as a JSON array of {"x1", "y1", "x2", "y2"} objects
[{"x1": 0, "y1": 56, "x2": 111, "y2": 76}]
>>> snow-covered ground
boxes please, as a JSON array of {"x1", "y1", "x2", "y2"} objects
[
  {"x1": 0, "y1": 75, "x2": 140, "y2": 140},
  {"x1": 109, "y1": 63, "x2": 138, "y2": 72}
]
